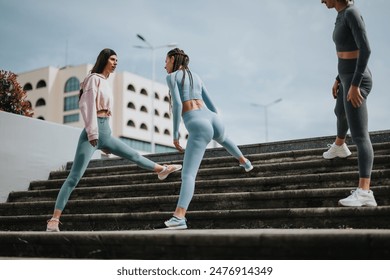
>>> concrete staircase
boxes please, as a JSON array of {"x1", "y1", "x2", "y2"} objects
[{"x1": 0, "y1": 131, "x2": 389, "y2": 259}]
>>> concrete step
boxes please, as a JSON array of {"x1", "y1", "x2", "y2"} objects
[
  {"x1": 1, "y1": 205, "x2": 390, "y2": 232},
  {"x1": 1, "y1": 228, "x2": 390, "y2": 259},
  {"x1": 22, "y1": 153, "x2": 390, "y2": 192},
  {"x1": 80, "y1": 130, "x2": 390, "y2": 169},
  {"x1": 7, "y1": 168, "x2": 390, "y2": 203},
  {"x1": 2, "y1": 185, "x2": 390, "y2": 217},
  {"x1": 48, "y1": 149, "x2": 390, "y2": 181},
  {"x1": 56, "y1": 142, "x2": 390, "y2": 177}
]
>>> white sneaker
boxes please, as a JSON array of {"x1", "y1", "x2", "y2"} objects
[
  {"x1": 323, "y1": 143, "x2": 352, "y2": 159},
  {"x1": 158, "y1": 164, "x2": 182, "y2": 180},
  {"x1": 46, "y1": 218, "x2": 61, "y2": 232},
  {"x1": 338, "y1": 188, "x2": 377, "y2": 207}
]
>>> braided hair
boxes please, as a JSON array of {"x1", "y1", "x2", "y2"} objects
[
  {"x1": 167, "y1": 48, "x2": 193, "y2": 90},
  {"x1": 166, "y1": 48, "x2": 194, "y2": 112}
]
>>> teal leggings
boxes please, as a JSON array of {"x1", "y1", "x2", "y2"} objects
[
  {"x1": 178, "y1": 107, "x2": 243, "y2": 209},
  {"x1": 54, "y1": 117, "x2": 156, "y2": 211}
]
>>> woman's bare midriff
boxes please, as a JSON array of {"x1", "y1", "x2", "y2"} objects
[
  {"x1": 182, "y1": 99, "x2": 204, "y2": 114},
  {"x1": 337, "y1": 50, "x2": 359, "y2": 59}
]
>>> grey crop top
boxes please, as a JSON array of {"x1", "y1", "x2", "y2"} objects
[{"x1": 333, "y1": 4, "x2": 371, "y2": 87}]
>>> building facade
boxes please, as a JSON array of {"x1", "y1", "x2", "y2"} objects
[{"x1": 18, "y1": 64, "x2": 189, "y2": 154}]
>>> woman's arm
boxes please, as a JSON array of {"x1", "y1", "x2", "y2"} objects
[
  {"x1": 346, "y1": 7, "x2": 371, "y2": 87},
  {"x1": 201, "y1": 82, "x2": 218, "y2": 113},
  {"x1": 79, "y1": 75, "x2": 99, "y2": 141},
  {"x1": 166, "y1": 73, "x2": 183, "y2": 141}
]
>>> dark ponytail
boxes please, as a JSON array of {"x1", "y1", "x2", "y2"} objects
[
  {"x1": 166, "y1": 48, "x2": 193, "y2": 89},
  {"x1": 166, "y1": 48, "x2": 193, "y2": 113}
]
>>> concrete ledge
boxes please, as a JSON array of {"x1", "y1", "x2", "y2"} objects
[
  {"x1": 0, "y1": 111, "x2": 99, "y2": 202},
  {"x1": 0, "y1": 229, "x2": 390, "y2": 259}
]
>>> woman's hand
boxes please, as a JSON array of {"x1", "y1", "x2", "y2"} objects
[
  {"x1": 332, "y1": 80, "x2": 340, "y2": 99},
  {"x1": 89, "y1": 139, "x2": 98, "y2": 147},
  {"x1": 173, "y1": 139, "x2": 184, "y2": 153},
  {"x1": 347, "y1": 85, "x2": 364, "y2": 108}
]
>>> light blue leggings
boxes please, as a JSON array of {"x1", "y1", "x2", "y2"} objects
[
  {"x1": 177, "y1": 107, "x2": 244, "y2": 209},
  {"x1": 54, "y1": 117, "x2": 156, "y2": 211}
]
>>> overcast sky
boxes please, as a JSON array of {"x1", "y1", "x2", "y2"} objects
[{"x1": 1, "y1": 0, "x2": 389, "y2": 145}]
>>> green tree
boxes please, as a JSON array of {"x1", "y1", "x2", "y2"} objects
[{"x1": 0, "y1": 70, "x2": 33, "y2": 117}]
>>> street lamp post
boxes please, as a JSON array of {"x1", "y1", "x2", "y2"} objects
[
  {"x1": 134, "y1": 34, "x2": 177, "y2": 153},
  {"x1": 251, "y1": 98, "x2": 282, "y2": 142}
]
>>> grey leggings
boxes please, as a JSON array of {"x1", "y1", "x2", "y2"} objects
[
  {"x1": 335, "y1": 58, "x2": 373, "y2": 178},
  {"x1": 54, "y1": 117, "x2": 156, "y2": 211},
  {"x1": 177, "y1": 107, "x2": 244, "y2": 209}
]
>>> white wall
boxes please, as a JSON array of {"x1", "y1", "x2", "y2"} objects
[{"x1": 0, "y1": 111, "x2": 100, "y2": 202}]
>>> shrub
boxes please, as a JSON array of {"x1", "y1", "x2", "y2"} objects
[{"x1": 0, "y1": 70, "x2": 34, "y2": 117}]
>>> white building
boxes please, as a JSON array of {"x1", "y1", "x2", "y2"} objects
[{"x1": 17, "y1": 64, "x2": 189, "y2": 154}]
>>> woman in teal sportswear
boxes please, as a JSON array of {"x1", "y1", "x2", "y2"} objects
[
  {"x1": 161, "y1": 48, "x2": 253, "y2": 230},
  {"x1": 46, "y1": 48, "x2": 182, "y2": 232}
]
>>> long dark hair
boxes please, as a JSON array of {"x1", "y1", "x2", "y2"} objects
[
  {"x1": 91, "y1": 48, "x2": 117, "y2": 74},
  {"x1": 79, "y1": 48, "x2": 117, "y2": 99}
]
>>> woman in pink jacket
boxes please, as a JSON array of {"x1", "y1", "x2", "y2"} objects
[{"x1": 46, "y1": 48, "x2": 182, "y2": 232}]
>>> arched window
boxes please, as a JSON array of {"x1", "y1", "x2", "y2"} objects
[
  {"x1": 140, "y1": 106, "x2": 148, "y2": 113},
  {"x1": 140, "y1": 123, "x2": 148, "y2": 130},
  {"x1": 164, "y1": 129, "x2": 170, "y2": 136},
  {"x1": 23, "y1": 83, "x2": 33, "y2": 91},
  {"x1": 37, "y1": 116, "x2": 45, "y2": 120},
  {"x1": 64, "y1": 77, "x2": 80, "y2": 93},
  {"x1": 25, "y1": 100, "x2": 32, "y2": 107},
  {"x1": 155, "y1": 92, "x2": 160, "y2": 99},
  {"x1": 35, "y1": 98, "x2": 46, "y2": 107},
  {"x1": 155, "y1": 126, "x2": 159, "y2": 133},
  {"x1": 36, "y1": 80, "x2": 47, "y2": 89},
  {"x1": 127, "y1": 84, "x2": 136, "y2": 92},
  {"x1": 164, "y1": 96, "x2": 170, "y2": 102},
  {"x1": 164, "y1": 113, "x2": 170, "y2": 119},
  {"x1": 140, "y1": 88, "x2": 148, "y2": 96},
  {"x1": 127, "y1": 120, "x2": 135, "y2": 127},
  {"x1": 127, "y1": 102, "x2": 136, "y2": 109},
  {"x1": 154, "y1": 109, "x2": 160, "y2": 116},
  {"x1": 185, "y1": 134, "x2": 189, "y2": 140}
]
